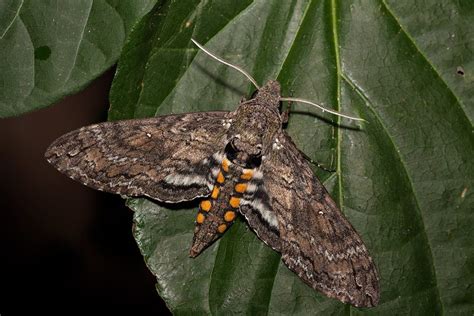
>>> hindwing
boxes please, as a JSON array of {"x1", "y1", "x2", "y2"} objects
[{"x1": 239, "y1": 173, "x2": 282, "y2": 252}]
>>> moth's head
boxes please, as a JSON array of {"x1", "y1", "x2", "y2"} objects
[{"x1": 253, "y1": 80, "x2": 281, "y2": 107}]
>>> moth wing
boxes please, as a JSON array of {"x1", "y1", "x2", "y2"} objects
[
  {"x1": 259, "y1": 131, "x2": 380, "y2": 307},
  {"x1": 239, "y1": 192, "x2": 282, "y2": 252},
  {"x1": 45, "y1": 112, "x2": 231, "y2": 203}
]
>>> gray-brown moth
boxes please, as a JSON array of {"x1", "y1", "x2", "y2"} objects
[{"x1": 45, "y1": 40, "x2": 380, "y2": 307}]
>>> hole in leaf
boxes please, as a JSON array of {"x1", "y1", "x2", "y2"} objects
[{"x1": 35, "y1": 46, "x2": 51, "y2": 60}]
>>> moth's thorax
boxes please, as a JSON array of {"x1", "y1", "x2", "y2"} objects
[
  {"x1": 228, "y1": 80, "x2": 283, "y2": 167},
  {"x1": 190, "y1": 154, "x2": 258, "y2": 257}
]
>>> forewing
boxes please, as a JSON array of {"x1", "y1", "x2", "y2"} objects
[
  {"x1": 45, "y1": 112, "x2": 231, "y2": 202},
  {"x1": 261, "y1": 131, "x2": 380, "y2": 307}
]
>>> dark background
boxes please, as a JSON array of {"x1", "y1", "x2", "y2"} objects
[{"x1": 0, "y1": 69, "x2": 171, "y2": 315}]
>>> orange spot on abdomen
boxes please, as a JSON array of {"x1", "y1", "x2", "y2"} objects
[
  {"x1": 217, "y1": 224, "x2": 227, "y2": 233},
  {"x1": 224, "y1": 211, "x2": 236, "y2": 222},
  {"x1": 211, "y1": 186, "x2": 220, "y2": 199},
  {"x1": 234, "y1": 183, "x2": 247, "y2": 193},
  {"x1": 200, "y1": 200, "x2": 211, "y2": 212},
  {"x1": 222, "y1": 158, "x2": 230, "y2": 172},
  {"x1": 196, "y1": 213, "x2": 205, "y2": 224},
  {"x1": 217, "y1": 171, "x2": 225, "y2": 184},
  {"x1": 240, "y1": 169, "x2": 253, "y2": 180},
  {"x1": 229, "y1": 196, "x2": 240, "y2": 208}
]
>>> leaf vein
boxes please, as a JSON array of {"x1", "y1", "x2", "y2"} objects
[{"x1": 342, "y1": 73, "x2": 444, "y2": 314}]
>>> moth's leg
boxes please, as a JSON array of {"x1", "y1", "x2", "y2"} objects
[
  {"x1": 281, "y1": 90, "x2": 294, "y2": 124},
  {"x1": 281, "y1": 102, "x2": 291, "y2": 124}
]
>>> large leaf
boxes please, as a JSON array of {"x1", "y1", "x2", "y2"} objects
[
  {"x1": 110, "y1": 0, "x2": 474, "y2": 314},
  {"x1": 0, "y1": 0, "x2": 157, "y2": 118}
]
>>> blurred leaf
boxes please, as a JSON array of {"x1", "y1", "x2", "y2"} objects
[
  {"x1": 0, "y1": 0, "x2": 157, "y2": 117},
  {"x1": 111, "y1": 0, "x2": 473, "y2": 314}
]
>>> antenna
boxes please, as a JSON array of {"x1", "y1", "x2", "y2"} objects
[
  {"x1": 280, "y1": 97, "x2": 366, "y2": 122},
  {"x1": 191, "y1": 38, "x2": 365, "y2": 122},
  {"x1": 191, "y1": 38, "x2": 260, "y2": 89}
]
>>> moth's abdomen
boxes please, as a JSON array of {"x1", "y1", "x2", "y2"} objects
[{"x1": 189, "y1": 155, "x2": 256, "y2": 257}]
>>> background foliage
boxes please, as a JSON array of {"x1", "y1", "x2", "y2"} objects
[
  {"x1": 1, "y1": 0, "x2": 473, "y2": 315},
  {"x1": 0, "y1": 0, "x2": 157, "y2": 117}
]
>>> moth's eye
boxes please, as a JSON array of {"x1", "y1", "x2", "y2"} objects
[
  {"x1": 225, "y1": 141, "x2": 238, "y2": 162},
  {"x1": 247, "y1": 144, "x2": 263, "y2": 168},
  {"x1": 247, "y1": 153, "x2": 262, "y2": 169}
]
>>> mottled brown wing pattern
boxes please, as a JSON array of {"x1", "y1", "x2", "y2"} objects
[
  {"x1": 260, "y1": 131, "x2": 380, "y2": 307},
  {"x1": 45, "y1": 112, "x2": 231, "y2": 202}
]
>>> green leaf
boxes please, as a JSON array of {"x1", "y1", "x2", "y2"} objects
[
  {"x1": 0, "y1": 0, "x2": 157, "y2": 118},
  {"x1": 112, "y1": 1, "x2": 473, "y2": 314}
]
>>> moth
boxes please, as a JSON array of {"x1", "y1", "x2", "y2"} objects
[{"x1": 45, "y1": 39, "x2": 380, "y2": 307}]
